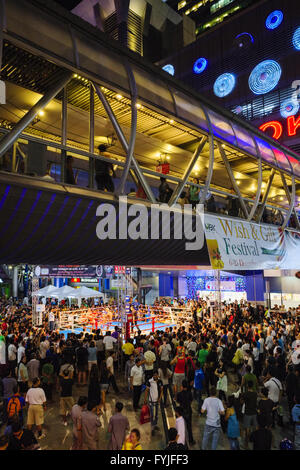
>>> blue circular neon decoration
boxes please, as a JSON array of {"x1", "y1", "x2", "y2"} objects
[
  {"x1": 235, "y1": 32, "x2": 254, "y2": 46},
  {"x1": 213, "y1": 73, "x2": 236, "y2": 98},
  {"x1": 280, "y1": 99, "x2": 300, "y2": 118},
  {"x1": 162, "y1": 64, "x2": 175, "y2": 76},
  {"x1": 248, "y1": 60, "x2": 281, "y2": 95},
  {"x1": 266, "y1": 10, "x2": 283, "y2": 30},
  {"x1": 193, "y1": 57, "x2": 207, "y2": 74},
  {"x1": 293, "y1": 27, "x2": 300, "y2": 50}
]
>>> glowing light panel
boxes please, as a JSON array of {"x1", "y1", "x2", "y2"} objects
[
  {"x1": 266, "y1": 10, "x2": 283, "y2": 30},
  {"x1": 248, "y1": 60, "x2": 281, "y2": 95},
  {"x1": 193, "y1": 57, "x2": 207, "y2": 74},
  {"x1": 235, "y1": 32, "x2": 254, "y2": 45},
  {"x1": 280, "y1": 99, "x2": 300, "y2": 118},
  {"x1": 213, "y1": 73, "x2": 236, "y2": 98},
  {"x1": 293, "y1": 27, "x2": 300, "y2": 50},
  {"x1": 162, "y1": 64, "x2": 175, "y2": 76}
]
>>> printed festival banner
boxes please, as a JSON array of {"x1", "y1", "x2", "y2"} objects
[{"x1": 203, "y1": 214, "x2": 300, "y2": 270}]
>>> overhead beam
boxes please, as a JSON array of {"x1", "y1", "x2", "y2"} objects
[
  {"x1": 168, "y1": 136, "x2": 207, "y2": 206},
  {"x1": 0, "y1": 71, "x2": 72, "y2": 159}
]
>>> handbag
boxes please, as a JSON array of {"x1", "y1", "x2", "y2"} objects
[{"x1": 140, "y1": 404, "x2": 150, "y2": 424}]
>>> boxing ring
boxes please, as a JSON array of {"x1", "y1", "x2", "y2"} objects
[{"x1": 56, "y1": 304, "x2": 193, "y2": 338}]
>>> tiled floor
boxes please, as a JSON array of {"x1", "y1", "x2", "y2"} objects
[{"x1": 5, "y1": 369, "x2": 293, "y2": 451}]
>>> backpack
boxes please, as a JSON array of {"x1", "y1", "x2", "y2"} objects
[{"x1": 7, "y1": 396, "x2": 21, "y2": 419}]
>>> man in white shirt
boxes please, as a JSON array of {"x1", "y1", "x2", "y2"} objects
[
  {"x1": 17, "y1": 341, "x2": 26, "y2": 364},
  {"x1": 103, "y1": 332, "x2": 117, "y2": 357},
  {"x1": 175, "y1": 407, "x2": 186, "y2": 446},
  {"x1": 7, "y1": 340, "x2": 17, "y2": 376},
  {"x1": 130, "y1": 358, "x2": 144, "y2": 411},
  {"x1": 264, "y1": 375, "x2": 283, "y2": 427},
  {"x1": 48, "y1": 310, "x2": 55, "y2": 331},
  {"x1": 144, "y1": 371, "x2": 162, "y2": 436},
  {"x1": 26, "y1": 377, "x2": 47, "y2": 439},
  {"x1": 144, "y1": 348, "x2": 156, "y2": 382},
  {"x1": 201, "y1": 386, "x2": 225, "y2": 450}
]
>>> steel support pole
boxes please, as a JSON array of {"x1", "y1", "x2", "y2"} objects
[
  {"x1": 0, "y1": 0, "x2": 5, "y2": 72},
  {"x1": 0, "y1": 71, "x2": 72, "y2": 159},
  {"x1": 12, "y1": 265, "x2": 18, "y2": 298},
  {"x1": 217, "y1": 142, "x2": 249, "y2": 218},
  {"x1": 256, "y1": 169, "x2": 275, "y2": 222},
  {"x1": 168, "y1": 136, "x2": 207, "y2": 206},
  {"x1": 197, "y1": 105, "x2": 214, "y2": 205},
  {"x1": 281, "y1": 174, "x2": 298, "y2": 229},
  {"x1": 247, "y1": 157, "x2": 262, "y2": 221},
  {"x1": 93, "y1": 83, "x2": 156, "y2": 203},
  {"x1": 117, "y1": 62, "x2": 138, "y2": 196},
  {"x1": 89, "y1": 84, "x2": 95, "y2": 189},
  {"x1": 61, "y1": 85, "x2": 68, "y2": 183}
]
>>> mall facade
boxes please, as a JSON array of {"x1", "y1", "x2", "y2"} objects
[{"x1": 160, "y1": 0, "x2": 300, "y2": 155}]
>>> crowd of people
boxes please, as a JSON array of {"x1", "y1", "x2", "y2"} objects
[{"x1": 0, "y1": 295, "x2": 299, "y2": 451}]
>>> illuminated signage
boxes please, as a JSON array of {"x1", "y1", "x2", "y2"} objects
[{"x1": 259, "y1": 115, "x2": 300, "y2": 139}]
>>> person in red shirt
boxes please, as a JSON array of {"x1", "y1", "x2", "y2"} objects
[{"x1": 171, "y1": 354, "x2": 187, "y2": 399}]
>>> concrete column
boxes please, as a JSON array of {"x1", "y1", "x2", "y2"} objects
[{"x1": 13, "y1": 266, "x2": 18, "y2": 298}]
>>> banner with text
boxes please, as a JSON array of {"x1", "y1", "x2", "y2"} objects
[{"x1": 204, "y1": 215, "x2": 300, "y2": 270}]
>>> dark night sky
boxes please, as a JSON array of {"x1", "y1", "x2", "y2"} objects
[{"x1": 53, "y1": 0, "x2": 82, "y2": 10}]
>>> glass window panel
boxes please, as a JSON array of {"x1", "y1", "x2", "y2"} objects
[
  {"x1": 272, "y1": 147, "x2": 292, "y2": 173},
  {"x1": 231, "y1": 123, "x2": 257, "y2": 156},
  {"x1": 254, "y1": 137, "x2": 276, "y2": 165},
  {"x1": 287, "y1": 155, "x2": 300, "y2": 177},
  {"x1": 205, "y1": 109, "x2": 236, "y2": 145},
  {"x1": 75, "y1": 169, "x2": 89, "y2": 188},
  {"x1": 132, "y1": 66, "x2": 175, "y2": 114}
]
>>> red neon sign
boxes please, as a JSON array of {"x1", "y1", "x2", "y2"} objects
[
  {"x1": 260, "y1": 114, "x2": 300, "y2": 140},
  {"x1": 259, "y1": 121, "x2": 283, "y2": 139},
  {"x1": 287, "y1": 115, "x2": 300, "y2": 136}
]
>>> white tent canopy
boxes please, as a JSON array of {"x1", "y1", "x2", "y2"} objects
[
  {"x1": 34, "y1": 285, "x2": 58, "y2": 297},
  {"x1": 74, "y1": 286, "x2": 103, "y2": 298},
  {"x1": 73, "y1": 286, "x2": 103, "y2": 306},
  {"x1": 47, "y1": 285, "x2": 78, "y2": 299}
]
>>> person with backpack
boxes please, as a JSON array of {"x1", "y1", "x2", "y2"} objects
[
  {"x1": 7, "y1": 385, "x2": 25, "y2": 426},
  {"x1": 225, "y1": 395, "x2": 240, "y2": 450}
]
